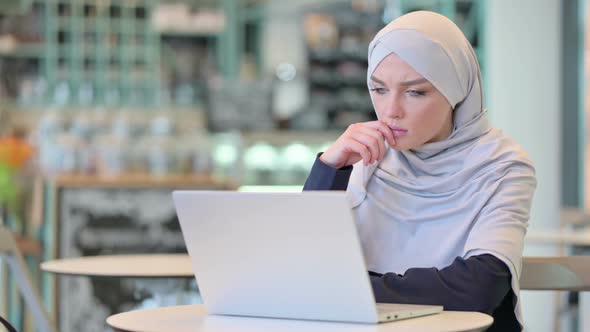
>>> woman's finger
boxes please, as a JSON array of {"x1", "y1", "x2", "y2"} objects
[
  {"x1": 363, "y1": 121, "x2": 396, "y2": 147},
  {"x1": 347, "y1": 134, "x2": 380, "y2": 165},
  {"x1": 351, "y1": 125, "x2": 386, "y2": 162},
  {"x1": 344, "y1": 137, "x2": 372, "y2": 166}
]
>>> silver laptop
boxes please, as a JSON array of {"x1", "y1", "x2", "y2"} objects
[{"x1": 173, "y1": 191, "x2": 443, "y2": 324}]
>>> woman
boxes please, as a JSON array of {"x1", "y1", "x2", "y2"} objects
[{"x1": 304, "y1": 11, "x2": 536, "y2": 332}]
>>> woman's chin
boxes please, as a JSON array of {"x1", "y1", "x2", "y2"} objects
[
  {"x1": 390, "y1": 141, "x2": 411, "y2": 151},
  {"x1": 390, "y1": 137, "x2": 428, "y2": 151}
]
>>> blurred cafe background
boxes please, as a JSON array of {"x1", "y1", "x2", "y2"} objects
[{"x1": 0, "y1": 0, "x2": 588, "y2": 331}]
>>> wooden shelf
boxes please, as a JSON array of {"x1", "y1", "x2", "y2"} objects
[
  {"x1": 0, "y1": 44, "x2": 43, "y2": 58},
  {"x1": 46, "y1": 173, "x2": 236, "y2": 189},
  {"x1": 158, "y1": 29, "x2": 220, "y2": 38},
  {"x1": 308, "y1": 49, "x2": 367, "y2": 62}
]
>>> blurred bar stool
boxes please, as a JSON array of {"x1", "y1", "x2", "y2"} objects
[
  {"x1": 521, "y1": 256, "x2": 590, "y2": 332},
  {"x1": 40, "y1": 254, "x2": 195, "y2": 331},
  {"x1": 0, "y1": 227, "x2": 57, "y2": 332},
  {"x1": 521, "y1": 256, "x2": 590, "y2": 291},
  {"x1": 521, "y1": 207, "x2": 590, "y2": 331}
]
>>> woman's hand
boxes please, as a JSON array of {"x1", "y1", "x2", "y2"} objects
[{"x1": 320, "y1": 121, "x2": 396, "y2": 168}]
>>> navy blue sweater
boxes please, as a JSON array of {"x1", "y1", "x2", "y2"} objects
[{"x1": 303, "y1": 155, "x2": 520, "y2": 331}]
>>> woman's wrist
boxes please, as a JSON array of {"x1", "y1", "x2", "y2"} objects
[{"x1": 319, "y1": 152, "x2": 341, "y2": 169}]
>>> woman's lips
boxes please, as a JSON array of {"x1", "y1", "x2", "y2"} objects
[{"x1": 391, "y1": 127, "x2": 408, "y2": 138}]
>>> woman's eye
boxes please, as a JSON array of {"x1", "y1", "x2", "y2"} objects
[
  {"x1": 370, "y1": 88, "x2": 387, "y2": 95},
  {"x1": 406, "y1": 89, "x2": 426, "y2": 97}
]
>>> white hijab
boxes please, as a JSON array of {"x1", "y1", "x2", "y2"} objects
[{"x1": 347, "y1": 11, "x2": 536, "y2": 327}]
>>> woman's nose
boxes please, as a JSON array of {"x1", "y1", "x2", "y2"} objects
[{"x1": 383, "y1": 97, "x2": 404, "y2": 119}]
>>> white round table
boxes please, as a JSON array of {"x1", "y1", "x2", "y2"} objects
[
  {"x1": 40, "y1": 254, "x2": 193, "y2": 278},
  {"x1": 106, "y1": 304, "x2": 493, "y2": 332}
]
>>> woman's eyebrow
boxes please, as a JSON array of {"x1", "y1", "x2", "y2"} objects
[
  {"x1": 370, "y1": 75, "x2": 386, "y2": 86},
  {"x1": 370, "y1": 76, "x2": 428, "y2": 87},
  {"x1": 400, "y1": 78, "x2": 428, "y2": 86}
]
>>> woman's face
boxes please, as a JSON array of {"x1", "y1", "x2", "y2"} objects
[{"x1": 370, "y1": 53, "x2": 453, "y2": 150}]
